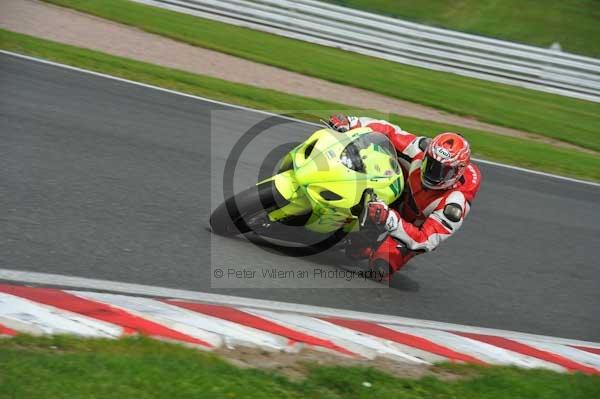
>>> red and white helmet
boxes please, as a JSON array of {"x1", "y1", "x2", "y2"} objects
[{"x1": 421, "y1": 132, "x2": 471, "y2": 190}]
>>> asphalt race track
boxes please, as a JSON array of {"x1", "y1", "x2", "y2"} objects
[{"x1": 2, "y1": 53, "x2": 599, "y2": 341}]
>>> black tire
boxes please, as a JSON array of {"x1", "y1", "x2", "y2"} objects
[{"x1": 210, "y1": 182, "x2": 284, "y2": 237}]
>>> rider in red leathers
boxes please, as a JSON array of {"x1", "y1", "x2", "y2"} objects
[{"x1": 328, "y1": 115, "x2": 482, "y2": 279}]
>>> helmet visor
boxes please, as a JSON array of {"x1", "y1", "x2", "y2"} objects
[{"x1": 422, "y1": 155, "x2": 456, "y2": 186}]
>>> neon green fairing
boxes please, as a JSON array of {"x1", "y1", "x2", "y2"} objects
[{"x1": 258, "y1": 127, "x2": 403, "y2": 234}]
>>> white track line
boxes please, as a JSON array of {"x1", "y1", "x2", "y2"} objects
[
  {"x1": 1, "y1": 268, "x2": 599, "y2": 349},
  {"x1": 1, "y1": 50, "x2": 598, "y2": 187},
  {"x1": 469, "y1": 158, "x2": 599, "y2": 187}
]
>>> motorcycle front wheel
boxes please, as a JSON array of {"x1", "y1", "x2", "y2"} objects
[{"x1": 209, "y1": 182, "x2": 283, "y2": 237}]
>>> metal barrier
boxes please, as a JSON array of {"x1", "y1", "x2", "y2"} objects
[{"x1": 134, "y1": 0, "x2": 600, "y2": 102}]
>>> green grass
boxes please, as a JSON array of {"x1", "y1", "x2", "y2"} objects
[
  {"x1": 1, "y1": 335, "x2": 599, "y2": 399},
  {"x1": 41, "y1": 0, "x2": 600, "y2": 152},
  {"x1": 323, "y1": 0, "x2": 600, "y2": 58},
  {"x1": 2, "y1": 28, "x2": 599, "y2": 182}
]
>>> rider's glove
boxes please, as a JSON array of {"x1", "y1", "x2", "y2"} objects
[
  {"x1": 328, "y1": 114, "x2": 359, "y2": 132},
  {"x1": 367, "y1": 201, "x2": 390, "y2": 225}
]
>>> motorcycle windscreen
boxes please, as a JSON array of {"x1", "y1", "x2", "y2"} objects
[{"x1": 340, "y1": 132, "x2": 401, "y2": 177}]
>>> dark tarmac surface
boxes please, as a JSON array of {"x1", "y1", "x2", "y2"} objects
[{"x1": 1, "y1": 53, "x2": 599, "y2": 340}]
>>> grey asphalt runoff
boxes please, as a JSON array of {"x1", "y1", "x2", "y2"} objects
[{"x1": 1, "y1": 53, "x2": 599, "y2": 341}]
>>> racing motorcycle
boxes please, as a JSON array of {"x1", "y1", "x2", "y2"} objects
[{"x1": 210, "y1": 127, "x2": 404, "y2": 248}]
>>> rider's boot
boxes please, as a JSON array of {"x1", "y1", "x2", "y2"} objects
[{"x1": 368, "y1": 236, "x2": 416, "y2": 280}]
